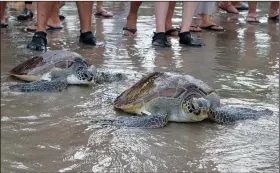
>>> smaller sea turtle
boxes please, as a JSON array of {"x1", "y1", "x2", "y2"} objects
[
  {"x1": 8, "y1": 50, "x2": 124, "y2": 92},
  {"x1": 94, "y1": 72, "x2": 273, "y2": 128}
]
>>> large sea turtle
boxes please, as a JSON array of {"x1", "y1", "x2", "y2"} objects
[
  {"x1": 94, "y1": 72, "x2": 273, "y2": 128},
  {"x1": 8, "y1": 50, "x2": 123, "y2": 92}
]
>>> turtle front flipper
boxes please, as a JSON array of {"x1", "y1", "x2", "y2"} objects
[
  {"x1": 9, "y1": 78, "x2": 68, "y2": 92},
  {"x1": 208, "y1": 107, "x2": 273, "y2": 124},
  {"x1": 93, "y1": 113, "x2": 169, "y2": 128},
  {"x1": 95, "y1": 72, "x2": 125, "y2": 83}
]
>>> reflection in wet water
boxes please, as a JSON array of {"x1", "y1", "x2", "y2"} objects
[{"x1": 1, "y1": 2, "x2": 279, "y2": 172}]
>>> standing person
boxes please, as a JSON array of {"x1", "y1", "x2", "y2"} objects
[
  {"x1": 27, "y1": 1, "x2": 95, "y2": 51},
  {"x1": 153, "y1": 2, "x2": 204, "y2": 47},
  {"x1": 246, "y1": 2, "x2": 279, "y2": 23}
]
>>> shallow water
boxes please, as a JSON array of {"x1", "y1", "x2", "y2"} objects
[{"x1": 1, "y1": 2, "x2": 279, "y2": 172}]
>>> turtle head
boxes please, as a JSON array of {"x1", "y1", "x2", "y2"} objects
[
  {"x1": 183, "y1": 97, "x2": 210, "y2": 121},
  {"x1": 67, "y1": 58, "x2": 97, "y2": 84}
]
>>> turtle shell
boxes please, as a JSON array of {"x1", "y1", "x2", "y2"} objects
[
  {"x1": 9, "y1": 50, "x2": 88, "y2": 82},
  {"x1": 113, "y1": 72, "x2": 216, "y2": 114}
]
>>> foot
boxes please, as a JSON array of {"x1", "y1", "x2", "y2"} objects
[
  {"x1": 179, "y1": 32, "x2": 205, "y2": 47},
  {"x1": 27, "y1": 24, "x2": 63, "y2": 32},
  {"x1": 200, "y1": 24, "x2": 225, "y2": 31},
  {"x1": 27, "y1": 31, "x2": 47, "y2": 51},
  {"x1": 152, "y1": 32, "x2": 171, "y2": 47},
  {"x1": 123, "y1": 27, "x2": 137, "y2": 36},
  {"x1": 123, "y1": 14, "x2": 137, "y2": 36},
  {"x1": 79, "y1": 31, "x2": 96, "y2": 45},
  {"x1": 246, "y1": 15, "x2": 260, "y2": 24},
  {"x1": 218, "y1": 3, "x2": 239, "y2": 14},
  {"x1": 17, "y1": 8, "x2": 33, "y2": 20},
  {"x1": 94, "y1": 10, "x2": 113, "y2": 17},
  {"x1": 190, "y1": 25, "x2": 202, "y2": 32}
]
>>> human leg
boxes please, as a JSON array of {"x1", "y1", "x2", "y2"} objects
[
  {"x1": 76, "y1": 1, "x2": 96, "y2": 45},
  {"x1": 123, "y1": 1, "x2": 142, "y2": 36}
]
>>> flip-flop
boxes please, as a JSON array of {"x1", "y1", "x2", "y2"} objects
[
  {"x1": 200, "y1": 25, "x2": 225, "y2": 31},
  {"x1": 0, "y1": 23, "x2": 8, "y2": 28},
  {"x1": 268, "y1": 15, "x2": 279, "y2": 23},
  {"x1": 190, "y1": 25, "x2": 202, "y2": 32},
  {"x1": 165, "y1": 28, "x2": 180, "y2": 36},
  {"x1": 246, "y1": 16, "x2": 260, "y2": 24},
  {"x1": 123, "y1": 27, "x2": 137, "y2": 35},
  {"x1": 94, "y1": 11, "x2": 113, "y2": 17},
  {"x1": 218, "y1": 4, "x2": 239, "y2": 14},
  {"x1": 27, "y1": 24, "x2": 63, "y2": 32},
  {"x1": 235, "y1": 2, "x2": 249, "y2": 11}
]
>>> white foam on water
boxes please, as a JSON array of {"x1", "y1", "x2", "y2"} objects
[
  {"x1": 10, "y1": 161, "x2": 29, "y2": 170},
  {"x1": 58, "y1": 164, "x2": 78, "y2": 172},
  {"x1": 1, "y1": 116, "x2": 11, "y2": 121}
]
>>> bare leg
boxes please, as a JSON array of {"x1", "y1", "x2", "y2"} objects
[
  {"x1": 76, "y1": 1, "x2": 93, "y2": 33},
  {"x1": 246, "y1": 2, "x2": 259, "y2": 23},
  {"x1": 165, "y1": 2, "x2": 181, "y2": 36},
  {"x1": 152, "y1": 2, "x2": 170, "y2": 47},
  {"x1": 76, "y1": 1, "x2": 96, "y2": 45},
  {"x1": 179, "y1": 2, "x2": 204, "y2": 47},
  {"x1": 181, "y1": 2, "x2": 198, "y2": 33},
  {"x1": 123, "y1": 1, "x2": 142, "y2": 36},
  {"x1": 27, "y1": 2, "x2": 55, "y2": 50},
  {"x1": 95, "y1": 1, "x2": 113, "y2": 17},
  {"x1": 155, "y1": 2, "x2": 169, "y2": 32},
  {"x1": 36, "y1": 2, "x2": 56, "y2": 32},
  {"x1": 0, "y1": 2, "x2": 7, "y2": 24},
  {"x1": 46, "y1": 2, "x2": 61, "y2": 27},
  {"x1": 269, "y1": 2, "x2": 279, "y2": 18}
]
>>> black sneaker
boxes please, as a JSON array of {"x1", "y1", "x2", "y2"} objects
[
  {"x1": 17, "y1": 8, "x2": 34, "y2": 20},
  {"x1": 79, "y1": 31, "x2": 96, "y2": 45},
  {"x1": 152, "y1": 32, "x2": 171, "y2": 47},
  {"x1": 179, "y1": 31, "x2": 205, "y2": 47},
  {"x1": 27, "y1": 31, "x2": 47, "y2": 51}
]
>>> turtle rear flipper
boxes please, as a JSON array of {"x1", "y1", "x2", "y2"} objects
[
  {"x1": 93, "y1": 112, "x2": 169, "y2": 128},
  {"x1": 9, "y1": 78, "x2": 68, "y2": 92},
  {"x1": 209, "y1": 107, "x2": 273, "y2": 124}
]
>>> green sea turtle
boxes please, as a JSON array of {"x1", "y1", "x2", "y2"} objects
[
  {"x1": 94, "y1": 72, "x2": 273, "y2": 128},
  {"x1": 8, "y1": 50, "x2": 123, "y2": 92}
]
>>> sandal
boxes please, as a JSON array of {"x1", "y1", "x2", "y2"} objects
[
  {"x1": 200, "y1": 25, "x2": 225, "y2": 31},
  {"x1": 246, "y1": 16, "x2": 260, "y2": 24},
  {"x1": 165, "y1": 28, "x2": 180, "y2": 36},
  {"x1": 27, "y1": 24, "x2": 63, "y2": 32},
  {"x1": 94, "y1": 11, "x2": 113, "y2": 17},
  {"x1": 123, "y1": 27, "x2": 137, "y2": 35},
  {"x1": 268, "y1": 15, "x2": 279, "y2": 23},
  {"x1": 218, "y1": 4, "x2": 239, "y2": 14}
]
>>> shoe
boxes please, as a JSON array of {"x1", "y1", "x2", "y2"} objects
[
  {"x1": 17, "y1": 8, "x2": 33, "y2": 20},
  {"x1": 79, "y1": 31, "x2": 96, "y2": 45},
  {"x1": 27, "y1": 31, "x2": 47, "y2": 51},
  {"x1": 179, "y1": 32, "x2": 205, "y2": 47},
  {"x1": 0, "y1": 23, "x2": 8, "y2": 28},
  {"x1": 152, "y1": 32, "x2": 171, "y2": 47}
]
